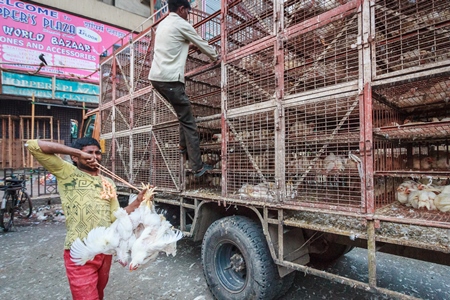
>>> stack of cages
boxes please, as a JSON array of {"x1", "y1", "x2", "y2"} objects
[
  {"x1": 99, "y1": 6, "x2": 222, "y2": 195},
  {"x1": 224, "y1": 0, "x2": 278, "y2": 202},
  {"x1": 371, "y1": 0, "x2": 450, "y2": 243},
  {"x1": 281, "y1": 0, "x2": 361, "y2": 212},
  {"x1": 130, "y1": 30, "x2": 182, "y2": 193},
  {"x1": 183, "y1": 8, "x2": 222, "y2": 193},
  {"x1": 99, "y1": 27, "x2": 181, "y2": 193}
]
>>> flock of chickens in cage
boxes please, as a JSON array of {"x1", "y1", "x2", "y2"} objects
[
  {"x1": 70, "y1": 185, "x2": 183, "y2": 270},
  {"x1": 395, "y1": 179, "x2": 450, "y2": 213},
  {"x1": 374, "y1": 144, "x2": 450, "y2": 213}
]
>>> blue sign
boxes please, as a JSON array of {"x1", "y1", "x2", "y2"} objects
[{"x1": 1, "y1": 71, "x2": 99, "y2": 103}]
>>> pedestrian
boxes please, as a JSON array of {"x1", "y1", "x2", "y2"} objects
[
  {"x1": 26, "y1": 138, "x2": 147, "y2": 300},
  {"x1": 149, "y1": 0, "x2": 220, "y2": 177}
]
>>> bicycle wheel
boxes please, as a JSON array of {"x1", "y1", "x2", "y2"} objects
[
  {"x1": 1, "y1": 195, "x2": 14, "y2": 232},
  {"x1": 17, "y1": 191, "x2": 32, "y2": 218}
]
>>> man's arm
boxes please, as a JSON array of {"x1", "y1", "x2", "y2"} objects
[
  {"x1": 37, "y1": 140, "x2": 82, "y2": 156},
  {"x1": 123, "y1": 188, "x2": 148, "y2": 214},
  {"x1": 182, "y1": 22, "x2": 219, "y2": 61},
  {"x1": 36, "y1": 140, "x2": 97, "y2": 168}
]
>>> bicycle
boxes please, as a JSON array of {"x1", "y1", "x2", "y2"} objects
[{"x1": 0, "y1": 178, "x2": 33, "y2": 232}]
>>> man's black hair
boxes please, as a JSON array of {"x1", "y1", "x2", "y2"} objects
[
  {"x1": 71, "y1": 137, "x2": 101, "y2": 166},
  {"x1": 168, "y1": 0, "x2": 191, "y2": 12},
  {"x1": 71, "y1": 137, "x2": 101, "y2": 150}
]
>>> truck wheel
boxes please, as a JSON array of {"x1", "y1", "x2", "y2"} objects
[{"x1": 201, "y1": 216, "x2": 281, "y2": 300}]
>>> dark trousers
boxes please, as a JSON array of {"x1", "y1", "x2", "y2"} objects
[{"x1": 151, "y1": 80, "x2": 203, "y2": 171}]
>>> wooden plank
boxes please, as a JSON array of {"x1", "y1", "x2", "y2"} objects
[
  {"x1": 1, "y1": 119, "x2": 5, "y2": 168},
  {"x1": 30, "y1": 96, "x2": 35, "y2": 168},
  {"x1": 50, "y1": 117, "x2": 53, "y2": 140},
  {"x1": 8, "y1": 116, "x2": 12, "y2": 167},
  {"x1": 20, "y1": 118, "x2": 25, "y2": 168}
]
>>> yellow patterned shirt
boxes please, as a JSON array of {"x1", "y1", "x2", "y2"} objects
[{"x1": 27, "y1": 140, "x2": 119, "y2": 249}]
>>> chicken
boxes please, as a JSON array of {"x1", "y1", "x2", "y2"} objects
[
  {"x1": 116, "y1": 233, "x2": 136, "y2": 267},
  {"x1": 417, "y1": 191, "x2": 437, "y2": 211},
  {"x1": 434, "y1": 193, "x2": 450, "y2": 212},
  {"x1": 431, "y1": 157, "x2": 450, "y2": 170},
  {"x1": 406, "y1": 190, "x2": 421, "y2": 208},
  {"x1": 129, "y1": 220, "x2": 183, "y2": 270},
  {"x1": 212, "y1": 133, "x2": 221, "y2": 142},
  {"x1": 71, "y1": 184, "x2": 182, "y2": 270},
  {"x1": 253, "y1": 150, "x2": 270, "y2": 170},
  {"x1": 396, "y1": 180, "x2": 420, "y2": 205},
  {"x1": 417, "y1": 183, "x2": 445, "y2": 193},
  {"x1": 285, "y1": 181, "x2": 298, "y2": 199},
  {"x1": 70, "y1": 226, "x2": 120, "y2": 265},
  {"x1": 396, "y1": 185, "x2": 410, "y2": 205},
  {"x1": 111, "y1": 207, "x2": 133, "y2": 240},
  {"x1": 70, "y1": 207, "x2": 134, "y2": 266},
  {"x1": 314, "y1": 158, "x2": 326, "y2": 183},
  {"x1": 201, "y1": 153, "x2": 221, "y2": 167},
  {"x1": 237, "y1": 182, "x2": 276, "y2": 200},
  {"x1": 288, "y1": 121, "x2": 315, "y2": 137},
  {"x1": 412, "y1": 156, "x2": 433, "y2": 170},
  {"x1": 440, "y1": 185, "x2": 450, "y2": 194},
  {"x1": 287, "y1": 153, "x2": 309, "y2": 173},
  {"x1": 323, "y1": 153, "x2": 345, "y2": 173}
]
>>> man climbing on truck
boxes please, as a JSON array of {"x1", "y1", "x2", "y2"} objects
[{"x1": 148, "y1": 0, "x2": 220, "y2": 178}]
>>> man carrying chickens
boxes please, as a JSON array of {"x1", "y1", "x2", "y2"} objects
[
  {"x1": 149, "y1": 0, "x2": 220, "y2": 177},
  {"x1": 26, "y1": 138, "x2": 147, "y2": 300}
]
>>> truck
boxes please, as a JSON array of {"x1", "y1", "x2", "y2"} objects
[{"x1": 94, "y1": 1, "x2": 450, "y2": 299}]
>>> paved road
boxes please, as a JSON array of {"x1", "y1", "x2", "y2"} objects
[{"x1": 0, "y1": 222, "x2": 449, "y2": 300}]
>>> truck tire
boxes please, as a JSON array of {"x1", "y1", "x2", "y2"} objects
[{"x1": 201, "y1": 216, "x2": 282, "y2": 300}]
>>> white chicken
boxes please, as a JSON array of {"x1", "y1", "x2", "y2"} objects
[
  {"x1": 111, "y1": 207, "x2": 134, "y2": 240},
  {"x1": 129, "y1": 220, "x2": 183, "y2": 270},
  {"x1": 396, "y1": 180, "x2": 419, "y2": 205},
  {"x1": 237, "y1": 182, "x2": 276, "y2": 200},
  {"x1": 434, "y1": 193, "x2": 450, "y2": 212},
  {"x1": 71, "y1": 184, "x2": 182, "y2": 270},
  {"x1": 70, "y1": 226, "x2": 120, "y2": 265},
  {"x1": 70, "y1": 207, "x2": 134, "y2": 266},
  {"x1": 109, "y1": 207, "x2": 135, "y2": 266},
  {"x1": 417, "y1": 191, "x2": 437, "y2": 211},
  {"x1": 127, "y1": 185, "x2": 183, "y2": 270},
  {"x1": 323, "y1": 153, "x2": 345, "y2": 173},
  {"x1": 406, "y1": 190, "x2": 421, "y2": 208},
  {"x1": 116, "y1": 234, "x2": 136, "y2": 267}
]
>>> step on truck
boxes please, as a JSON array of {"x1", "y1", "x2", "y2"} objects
[{"x1": 96, "y1": 1, "x2": 450, "y2": 299}]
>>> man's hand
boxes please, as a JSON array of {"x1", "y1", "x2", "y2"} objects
[
  {"x1": 135, "y1": 188, "x2": 148, "y2": 205},
  {"x1": 79, "y1": 152, "x2": 98, "y2": 169},
  {"x1": 125, "y1": 188, "x2": 148, "y2": 214}
]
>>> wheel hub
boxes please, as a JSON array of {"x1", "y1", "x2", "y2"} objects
[{"x1": 229, "y1": 253, "x2": 245, "y2": 272}]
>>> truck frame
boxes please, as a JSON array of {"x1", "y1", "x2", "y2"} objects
[{"x1": 98, "y1": 1, "x2": 450, "y2": 299}]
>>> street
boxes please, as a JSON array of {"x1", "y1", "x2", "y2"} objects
[{"x1": 0, "y1": 222, "x2": 449, "y2": 300}]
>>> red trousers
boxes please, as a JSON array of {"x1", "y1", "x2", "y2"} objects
[{"x1": 64, "y1": 250, "x2": 112, "y2": 300}]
